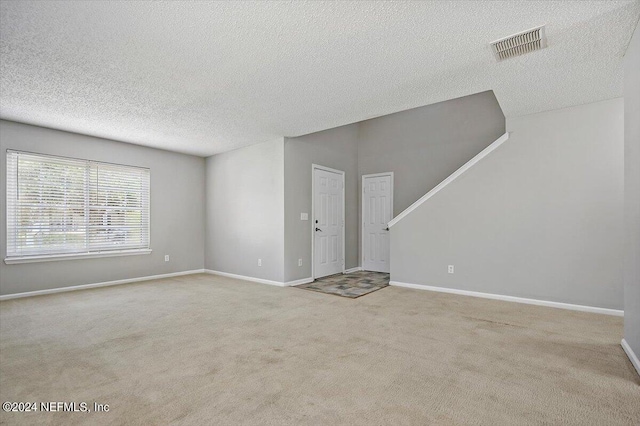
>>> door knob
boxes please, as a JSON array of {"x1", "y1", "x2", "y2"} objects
[{"x1": 315, "y1": 227, "x2": 322, "y2": 232}]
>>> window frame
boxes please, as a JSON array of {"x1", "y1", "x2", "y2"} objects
[{"x1": 5, "y1": 150, "x2": 151, "y2": 264}]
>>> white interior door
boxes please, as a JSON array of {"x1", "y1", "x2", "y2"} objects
[
  {"x1": 313, "y1": 166, "x2": 344, "y2": 279},
  {"x1": 362, "y1": 173, "x2": 393, "y2": 273}
]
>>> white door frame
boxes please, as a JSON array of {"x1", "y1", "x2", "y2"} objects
[
  {"x1": 361, "y1": 172, "x2": 394, "y2": 271},
  {"x1": 312, "y1": 164, "x2": 346, "y2": 279}
]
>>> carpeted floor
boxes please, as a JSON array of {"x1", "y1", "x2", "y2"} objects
[
  {"x1": 295, "y1": 271, "x2": 389, "y2": 298},
  {"x1": 0, "y1": 273, "x2": 638, "y2": 425}
]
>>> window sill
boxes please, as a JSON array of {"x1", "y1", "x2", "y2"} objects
[{"x1": 4, "y1": 249, "x2": 152, "y2": 264}]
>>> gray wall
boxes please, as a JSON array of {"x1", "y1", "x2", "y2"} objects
[
  {"x1": 0, "y1": 120, "x2": 205, "y2": 296},
  {"x1": 284, "y1": 125, "x2": 359, "y2": 282},
  {"x1": 390, "y1": 98, "x2": 624, "y2": 309},
  {"x1": 205, "y1": 138, "x2": 285, "y2": 282},
  {"x1": 282, "y1": 91, "x2": 504, "y2": 282},
  {"x1": 358, "y1": 90, "x2": 506, "y2": 216},
  {"x1": 624, "y1": 20, "x2": 640, "y2": 360}
]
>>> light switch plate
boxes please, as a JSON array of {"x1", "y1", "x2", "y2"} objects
[{"x1": 300, "y1": 213, "x2": 308, "y2": 221}]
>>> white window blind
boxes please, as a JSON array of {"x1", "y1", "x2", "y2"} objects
[{"x1": 6, "y1": 150, "x2": 150, "y2": 261}]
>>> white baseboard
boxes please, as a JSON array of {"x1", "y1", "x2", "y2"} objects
[
  {"x1": 204, "y1": 270, "x2": 313, "y2": 287},
  {"x1": 284, "y1": 277, "x2": 314, "y2": 287},
  {"x1": 389, "y1": 281, "x2": 623, "y2": 317},
  {"x1": 344, "y1": 267, "x2": 362, "y2": 274},
  {"x1": 205, "y1": 270, "x2": 313, "y2": 287},
  {"x1": 621, "y1": 339, "x2": 640, "y2": 376},
  {"x1": 204, "y1": 269, "x2": 285, "y2": 287},
  {"x1": 0, "y1": 269, "x2": 206, "y2": 301}
]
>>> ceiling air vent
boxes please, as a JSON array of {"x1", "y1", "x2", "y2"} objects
[{"x1": 490, "y1": 25, "x2": 547, "y2": 61}]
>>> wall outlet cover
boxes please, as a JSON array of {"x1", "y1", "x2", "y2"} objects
[
  {"x1": 165, "y1": 255, "x2": 170, "y2": 262},
  {"x1": 300, "y1": 213, "x2": 308, "y2": 221}
]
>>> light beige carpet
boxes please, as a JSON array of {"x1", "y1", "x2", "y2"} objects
[{"x1": 0, "y1": 273, "x2": 638, "y2": 425}]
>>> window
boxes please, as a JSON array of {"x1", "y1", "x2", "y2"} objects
[{"x1": 5, "y1": 150, "x2": 150, "y2": 263}]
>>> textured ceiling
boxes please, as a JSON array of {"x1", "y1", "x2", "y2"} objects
[{"x1": 1, "y1": 1, "x2": 639, "y2": 156}]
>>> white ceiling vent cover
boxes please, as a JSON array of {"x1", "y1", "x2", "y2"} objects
[{"x1": 491, "y1": 25, "x2": 547, "y2": 61}]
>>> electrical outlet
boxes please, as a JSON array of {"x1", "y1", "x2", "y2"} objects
[
  {"x1": 300, "y1": 213, "x2": 308, "y2": 221},
  {"x1": 258, "y1": 258, "x2": 262, "y2": 267},
  {"x1": 164, "y1": 255, "x2": 170, "y2": 262},
  {"x1": 448, "y1": 265, "x2": 454, "y2": 274},
  {"x1": 298, "y1": 258, "x2": 303, "y2": 267}
]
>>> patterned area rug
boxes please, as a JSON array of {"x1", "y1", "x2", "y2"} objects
[{"x1": 296, "y1": 271, "x2": 390, "y2": 298}]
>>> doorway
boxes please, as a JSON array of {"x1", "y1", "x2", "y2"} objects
[
  {"x1": 312, "y1": 164, "x2": 345, "y2": 279},
  {"x1": 362, "y1": 173, "x2": 393, "y2": 273}
]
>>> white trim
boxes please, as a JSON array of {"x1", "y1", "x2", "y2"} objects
[
  {"x1": 388, "y1": 132, "x2": 509, "y2": 228},
  {"x1": 0, "y1": 269, "x2": 205, "y2": 301},
  {"x1": 284, "y1": 277, "x2": 314, "y2": 287},
  {"x1": 4, "y1": 248, "x2": 152, "y2": 264},
  {"x1": 344, "y1": 267, "x2": 362, "y2": 274},
  {"x1": 312, "y1": 164, "x2": 344, "y2": 175},
  {"x1": 389, "y1": 280, "x2": 623, "y2": 316},
  {"x1": 361, "y1": 172, "x2": 394, "y2": 179},
  {"x1": 362, "y1": 172, "x2": 394, "y2": 273},
  {"x1": 311, "y1": 164, "x2": 346, "y2": 279},
  {"x1": 621, "y1": 339, "x2": 640, "y2": 376},
  {"x1": 204, "y1": 269, "x2": 285, "y2": 287},
  {"x1": 205, "y1": 270, "x2": 313, "y2": 287}
]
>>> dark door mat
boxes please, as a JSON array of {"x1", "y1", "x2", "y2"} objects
[{"x1": 295, "y1": 271, "x2": 390, "y2": 298}]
